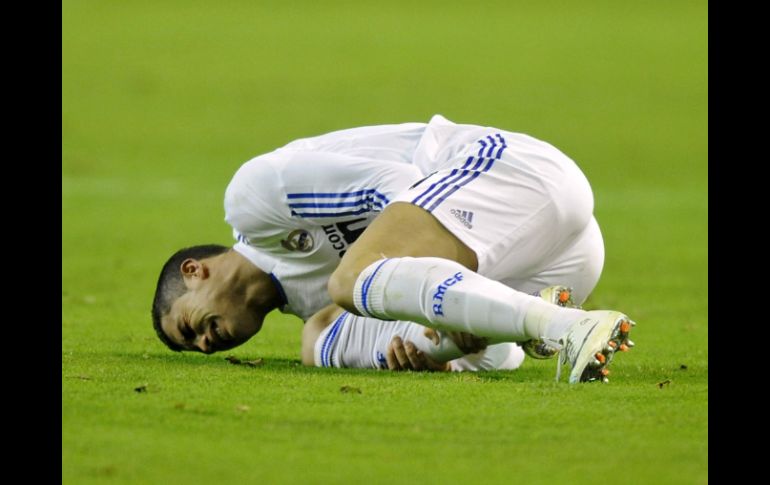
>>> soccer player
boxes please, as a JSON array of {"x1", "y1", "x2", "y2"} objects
[{"x1": 154, "y1": 115, "x2": 635, "y2": 382}]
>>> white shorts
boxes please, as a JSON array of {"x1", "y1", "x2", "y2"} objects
[
  {"x1": 392, "y1": 129, "x2": 603, "y2": 304},
  {"x1": 314, "y1": 311, "x2": 524, "y2": 371}
]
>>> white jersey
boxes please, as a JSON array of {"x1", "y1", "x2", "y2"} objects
[{"x1": 225, "y1": 122, "x2": 428, "y2": 319}]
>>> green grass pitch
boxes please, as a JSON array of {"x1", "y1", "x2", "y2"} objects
[{"x1": 62, "y1": 1, "x2": 707, "y2": 483}]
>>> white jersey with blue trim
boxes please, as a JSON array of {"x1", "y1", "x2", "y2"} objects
[{"x1": 225, "y1": 121, "x2": 429, "y2": 319}]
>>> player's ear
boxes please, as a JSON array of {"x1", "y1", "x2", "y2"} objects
[{"x1": 180, "y1": 258, "x2": 209, "y2": 287}]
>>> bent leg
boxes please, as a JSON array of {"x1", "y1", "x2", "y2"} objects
[
  {"x1": 328, "y1": 203, "x2": 589, "y2": 344},
  {"x1": 327, "y1": 133, "x2": 603, "y2": 346},
  {"x1": 323, "y1": 127, "x2": 634, "y2": 381},
  {"x1": 328, "y1": 202, "x2": 478, "y2": 310}
]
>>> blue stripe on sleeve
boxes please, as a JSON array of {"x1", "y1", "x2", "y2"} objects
[
  {"x1": 287, "y1": 189, "x2": 392, "y2": 218},
  {"x1": 372, "y1": 191, "x2": 390, "y2": 204},
  {"x1": 290, "y1": 208, "x2": 371, "y2": 218},
  {"x1": 288, "y1": 189, "x2": 372, "y2": 199},
  {"x1": 289, "y1": 200, "x2": 367, "y2": 209}
]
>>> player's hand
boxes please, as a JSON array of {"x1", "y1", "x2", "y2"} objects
[
  {"x1": 385, "y1": 335, "x2": 450, "y2": 372},
  {"x1": 423, "y1": 328, "x2": 488, "y2": 354}
]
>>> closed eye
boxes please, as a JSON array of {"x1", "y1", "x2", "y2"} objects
[{"x1": 180, "y1": 320, "x2": 195, "y2": 341}]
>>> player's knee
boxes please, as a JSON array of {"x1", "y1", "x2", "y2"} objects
[{"x1": 327, "y1": 267, "x2": 357, "y2": 312}]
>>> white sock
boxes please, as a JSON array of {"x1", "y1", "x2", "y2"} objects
[
  {"x1": 352, "y1": 257, "x2": 586, "y2": 342},
  {"x1": 314, "y1": 311, "x2": 464, "y2": 369}
]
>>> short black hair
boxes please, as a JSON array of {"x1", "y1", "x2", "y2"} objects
[{"x1": 151, "y1": 244, "x2": 230, "y2": 351}]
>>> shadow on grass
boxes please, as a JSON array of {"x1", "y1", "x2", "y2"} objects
[
  {"x1": 108, "y1": 350, "x2": 532, "y2": 382},
  {"x1": 108, "y1": 351, "x2": 302, "y2": 368}
]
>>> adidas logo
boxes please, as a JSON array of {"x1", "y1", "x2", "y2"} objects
[{"x1": 450, "y1": 209, "x2": 474, "y2": 229}]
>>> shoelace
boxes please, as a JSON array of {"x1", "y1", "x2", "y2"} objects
[{"x1": 537, "y1": 336, "x2": 565, "y2": 382}]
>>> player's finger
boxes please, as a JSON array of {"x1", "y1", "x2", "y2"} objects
[
  {"x1": 449, "y1": 331, "x2": 487, "y2": 354},
  {"x1": 464, "y1": 334, "x2": 487, "y2": 353},
  {"x1": 404, "y1": 341, "x2": 425, "y2": 370},
  {"x1": 423, "y1": 328, "x2": 440, "y2": 346},
  {"x1": 391, "y1": 336, "x2": 412, "y2": 370},
  {"x1": 405, "y1": 340, "x2": 451, "y2": 372},
  {"x1": 427, "y1": 353, "x2": 451, "y2": 372},
  {"x1": 385, "y1": 340, "x2": 400, "y2": 370}
]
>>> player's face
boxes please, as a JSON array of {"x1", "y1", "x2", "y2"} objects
[{"x1": 160, "y1": 272, "x2": 267, "y2": 354}]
